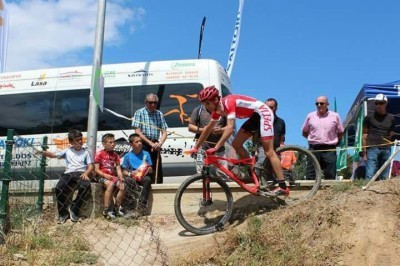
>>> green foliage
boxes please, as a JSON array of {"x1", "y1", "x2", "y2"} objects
[
  {"x1": 331, "y1": 179, "x2": 368, "y2": 193},
  {"x1": 55, "y1": 251, "x2": 99, "y2": 265},
  {"x1": 10, "y1": 204, "x2": 38, "y2": 230},
  {"x1": 30, "y1": 234, "x2": 55, "y2": 250},
  {"x1": 330, "y1": 181, "x2": 353, "y2": 193},
  {"x1": 1, "y1": 216, "x2": 99, "y2": 265}
]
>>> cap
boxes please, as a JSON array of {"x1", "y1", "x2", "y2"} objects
[{"x1": 368, "y1": 93, "x2": 387, "y2": 102}]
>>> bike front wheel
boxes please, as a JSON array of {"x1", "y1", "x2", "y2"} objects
[
  {"x1": 263, "y1": 145, "x2": 322, "y2": 203},
  {"x1": 174, "y1": 173, "x2": 233, "y2": 235}
]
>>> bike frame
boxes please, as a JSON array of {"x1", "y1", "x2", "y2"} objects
[{"x1": 202, "y1": 153, "x2": 261, "y2": 195}]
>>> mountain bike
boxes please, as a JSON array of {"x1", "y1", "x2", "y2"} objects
[{"x1": 174, "y1": 133, "x2": 322, "y2": 235}]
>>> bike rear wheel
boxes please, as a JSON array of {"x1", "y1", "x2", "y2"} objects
[
  {"x1": 174, "y1": 173, "x2": 233, "y2": 235},
  {"x1": 262, "y1": 145, "x2": 322, "y2": 203}
]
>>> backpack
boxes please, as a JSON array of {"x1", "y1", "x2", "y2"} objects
[{"x1": 194, "y1": 106, "x2": 203, "y2": 139}]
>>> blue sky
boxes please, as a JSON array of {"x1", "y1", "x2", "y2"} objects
[{"x1": 4, "y1": 0, "x2": 400, "y2": 146}]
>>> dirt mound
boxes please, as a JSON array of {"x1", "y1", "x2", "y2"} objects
[
  {"x1": 160, "y1": 179, "x2": 400, "y2": 265},
  {"x1": 340, "y1": 180, "x2": 400, "y2": 265}
]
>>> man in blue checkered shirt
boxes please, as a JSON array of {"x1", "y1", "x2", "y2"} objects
[{"x1": 132, "y1": 93, "x2": 168, "y2": 184}]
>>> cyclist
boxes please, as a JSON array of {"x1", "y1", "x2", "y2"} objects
[{"x1": 189, "y1": 85, "x2": 289, "y2": 196}]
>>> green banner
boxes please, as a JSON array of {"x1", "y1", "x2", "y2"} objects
[
  {"x1": 353, "y1": 106, "x2": 364, "y2": 161},
  {"x1": 337, "y1": 131, "x2": 348, "y2": 171}
]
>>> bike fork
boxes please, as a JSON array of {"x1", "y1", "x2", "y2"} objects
[{"x1": 201, "y1": 176, "x2": 213, "y2": 206}]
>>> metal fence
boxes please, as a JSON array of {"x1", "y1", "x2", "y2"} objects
[{"x1": 0, "y1": 129, "x2": 169, "y2": 265}]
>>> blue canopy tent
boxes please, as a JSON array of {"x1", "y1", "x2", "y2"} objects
[{"x1": 343, "y1": 81, "x2": 400, "y2": 178}]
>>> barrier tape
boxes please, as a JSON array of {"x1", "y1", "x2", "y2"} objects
[{"x1": 2, "y1": 106, "x2": 398, "y2": 153}]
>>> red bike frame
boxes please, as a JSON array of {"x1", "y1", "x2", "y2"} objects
[{"x1": 203, "y1": 153, "x2": 261, "y2": 195}]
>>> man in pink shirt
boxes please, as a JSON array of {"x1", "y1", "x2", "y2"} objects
[
  {"x1": 189, "y1": 85, "x2": 289, "y2": 196},
  {"x1": 301, "y1": 96, "x2": 344, "y2": 180}
]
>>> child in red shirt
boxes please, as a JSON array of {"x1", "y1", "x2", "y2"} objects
[{"x1": 95, "y1": 133, "x2": 125, "y2": 219}]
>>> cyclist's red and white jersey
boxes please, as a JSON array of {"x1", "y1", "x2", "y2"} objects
[
  {"x1": 210, "y1": 94, "x2": 262, "y2": 120},
  {"x1": 211, "y1": 94, "x2": 274, "y2": 139}
]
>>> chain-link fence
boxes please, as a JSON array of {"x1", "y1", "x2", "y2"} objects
[{"x1": 0, "y1": 129, "x2": 169, "y2": 265}]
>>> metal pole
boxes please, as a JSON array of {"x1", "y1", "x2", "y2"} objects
[
  {"x1": 36, "y1": 136, "x2": 48, "y2": 212},
  {"x1": 87, "y1": 0, "x2": 106, "y2": 159},
  {"x1": 0, "y1": 129, "x2": 14, "y2": 244}
]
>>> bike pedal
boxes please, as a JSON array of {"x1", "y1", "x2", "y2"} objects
[{"x1": 257, "y1": 190, "x2": 276, "y2": 197}]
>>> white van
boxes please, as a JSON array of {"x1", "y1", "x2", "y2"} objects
[{"x1": 0, "y1": 59, "x2": 232, "y2": 180}]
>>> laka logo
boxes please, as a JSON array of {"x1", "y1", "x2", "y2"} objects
[{"x1": 31, "y1": 73, "x2": 47, "y2": 87}]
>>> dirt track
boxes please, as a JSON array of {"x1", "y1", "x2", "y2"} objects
[{"x1": 153, "y1": 179, "x2": 400, "y2": 265}]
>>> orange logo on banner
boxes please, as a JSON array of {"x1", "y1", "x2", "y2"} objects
[
  {"x1": 164, "y1": 94, "x2": 198, "y2": 124},
  {"x1": 53, "y1": 137, "x2": 87, "y2": 150}
]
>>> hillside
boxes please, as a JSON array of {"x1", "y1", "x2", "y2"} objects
[{"x1": 162, "y1": 179, "x2": 400, "y2": 265}]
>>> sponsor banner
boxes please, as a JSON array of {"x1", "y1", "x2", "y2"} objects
[
  {"x1": 226, "y1": 0, "x2": 244, "y2": 77},
  {"x1": 0, "y1": 73, "x2": 22, "y2": 80},
  {"x1": 336, "y1": 132, "x2": 348, "y2": 172},
  {"x1": 353, "y1": 106, "x2": 364, "y2": 161}
]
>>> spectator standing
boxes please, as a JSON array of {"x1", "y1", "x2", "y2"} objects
[
  {"x1": 94, "y1": 133, "x2": 125, "y2": 219},
  {"x1": 266, "y1": 98, "x2": 286, "y2": 150},
  {"x1": 363, "y1": 94, "x2": 395, "y2": 180},
  {"x1": 188, "y1": 104, "x2": 227, "y2": 173},
  {"x1": 301, "y1": 96, "x2": 344, "y2": 180},
  {"x1": 132, "y1": 93, "x2": 168, "y2": 184},
  {"x1": 256, "y1": 98, "x2": 286, "y2": 172},
  {"x1": 39, "y1": 130, "x2": 93, "y2": 224},
  {"x1": 122, "y1": 133, "x2": 153, "y2": 215}
]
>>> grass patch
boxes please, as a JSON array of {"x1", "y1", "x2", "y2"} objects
[
  {"x1": 330, "y1": 179, "x2": 369, "y2": 193},
  {"x1": 330, "y1": 181, "x2": 353, "y2": 193},
  {"x1": 0, "y1": 205, "x2": 100, "y2": 265},
  {"x1": 9, "y1": 204, "x2": 38, "y2": 230},
  {"x1": 115, "y1": 216, "x2": 141, "y2": 227},
  {"x1": 55, "y1": 250, "x2": 98, "y2": 265}
]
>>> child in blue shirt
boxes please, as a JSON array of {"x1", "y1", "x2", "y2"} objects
[{"x1": 122, "y1": 133, "x2": 152, "y2": 215}]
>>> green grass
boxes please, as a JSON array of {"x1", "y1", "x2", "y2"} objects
[
  {"x1": 330, "y1": 179, "x2": 368, "y2": 193},
  {"x1": 0, "y1": 205, "x2": 99, "y2": 265}
]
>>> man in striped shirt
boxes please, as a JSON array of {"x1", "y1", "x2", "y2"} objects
[{"x1": 132, "y1": 93, "x2": 168, "y2": 184}]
